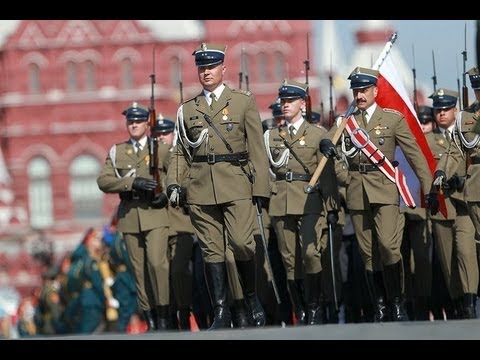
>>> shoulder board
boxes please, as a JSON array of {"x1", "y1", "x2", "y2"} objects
[
  {"x1": 231, "y1": 88, "x2": 252, "y2": 96},
  {"x1": 383, "y1": 108, "x2": 403, "y2": 116}
]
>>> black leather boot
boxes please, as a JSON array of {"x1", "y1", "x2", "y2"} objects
[
  {"x1": 414, "y1": 296, "x2": 430, "y2": 321},
  {"x1": 143, "y1": 309, "x2": 157, "y2": 332},
  {"x1": 204, "y1": 262, "x2": 232, "y2": 330},
  {"x1": 287, "y1": 279, "x2": 307, "y2": 325},
  {"x1": 156, "y1": 305, "x2": 170, "y2": 331},
  {"x1": 178, "y1": 307, "x2": 191, "y2": 331},
  {"x1": 236, "y1": 259, "x2": 266, "y2": 327},
  {"x1": 463, "y1": 293, "x2": 477, "y2": 319},
  {"x1": 365, "y1": 270, "x2": 389, "y2": 322},
  {"x1": 231, "y1": 299, "x2": 249, "y2": 329},
  {"x1": 305, "y1": 272, "x2": 322, "y2": 325},
  {"x1": 383, "y1": 261, "x2": 408, "y2": 322}
]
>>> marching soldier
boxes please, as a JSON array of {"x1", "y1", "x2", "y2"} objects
[
  {"x1": 432, "y1": 84, "x2": 480, "y2": 319},
  {"x1": 320, "y1": 67, "x2": 434, "y2": 322},
  {"x1": 264, "y1": 79, "x2": 339, "y2": 325},
  {"x1": 166, "y1": 43, "x2": 270, "y2": 330},
  {"x1": 97, "y1": 102, "x2": 172, "y2": 331}
]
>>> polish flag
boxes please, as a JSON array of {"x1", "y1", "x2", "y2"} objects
[{"x1": 375, "y1": 53, "x2": 447, "y2": 218}]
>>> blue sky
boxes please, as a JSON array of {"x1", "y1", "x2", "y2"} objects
[{"x1": 314, "y1": 20, "x2": 477, "y2": 100}]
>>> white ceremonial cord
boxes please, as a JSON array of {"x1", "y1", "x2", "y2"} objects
[
  {"x1": 456, "y1": 111, "x2": 480, "y2": 149},
  {"x1": 264, "y1": 130, "x2": 290, "y2": 168},
  {"x1": 177, "y1": 105, "x2": 209, "y2": 156}
]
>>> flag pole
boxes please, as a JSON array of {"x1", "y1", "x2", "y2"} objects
[{"x1": 305, "y1": 33, "x2": 398, "y2": 193}]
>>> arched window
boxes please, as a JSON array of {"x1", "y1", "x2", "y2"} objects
[
  {"x1": 273, "y1": 51, "x2": 286, "y2": 81},
  {"x1": 66, "y1": 61, "x2": 78, "y2": 92},
  {"x1": 69, "y1": 155, "x2": 102, "y2": 221},
  {"x1": 121, "y1": 58, "x2": 134, "y2": 89},
  {"x1": 84, "y1": 60, "x2": 96, "y2": 91},
  {"x1": 169, "y1": 56, "x2": 181, "y2": 88},
  {"x1": 28, "y1": 63, "x2": 41, "y2": 94},
  {"x1": 28, "y1": 157, "x2": 53, "y2": 229},
  {"x1": 257, "y1": 52, "x2": 268, "y2": 83}
]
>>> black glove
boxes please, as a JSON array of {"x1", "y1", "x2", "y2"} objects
[
  {"x1": 320, "y1": 138, "x2": 338, "y2": 159},
  {"x1": 425, "y1": 192, "x2": 439, "y2": 216},
  {"x1": 167, "y1": 184, "x2": 187, "y2": 207},
  {"x1": 151, "y1": 192, "x2": 168, "y2": 209},
  {"x1": 327, "y1": 211, "x2": 339, "y2": 227},
  {"x1": 132, "y1": 177, "x2": 157, "y2": 192},
  {"x1": 433, "y1": 170, "x2": 447, "y2": 188},
  {"x1": 253, "y1": 196, "x2": 270, "y2": 211}
]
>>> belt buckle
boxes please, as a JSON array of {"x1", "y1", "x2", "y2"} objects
[
  {"x1": 358, "y1": 164, "x2": 367, "y2": 173},
  {"x1": 207, "y1": 153, "x2": 216, "y2": 164},
  {"x1": 285, "y1": 171, "x2": 293, "y2": 182}
]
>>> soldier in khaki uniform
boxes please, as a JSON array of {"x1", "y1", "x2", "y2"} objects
[
  {"x1": 321, "y1": 67, "x2": 434, "y2": 322},
  {"x1": 166, "y1": 43, "x2": 271, "y2": 330},
  {"x1": 97, "y1": 103, "x2": 171, "y2": 331},
  {"x1": 432, "y1": 86, "x2": 480, "y2": 319},
  {"x1": 264, "y1": 80, "x2": 339, "y2": 325}
]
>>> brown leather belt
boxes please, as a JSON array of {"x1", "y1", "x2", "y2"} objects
[
  {"x1": 192, "y1": 152, "x2": 248, "y2": 164},
  {"x1": 349, "y1": 163, "x2": 379, "y2": 173},
  {"x1": 276, "y1": 171, "x2": 311, "y2": 182}
]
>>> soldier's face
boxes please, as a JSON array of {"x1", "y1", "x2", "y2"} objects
[
  {"x1": 198, "y1": 63, "x2": 225, "y2": 91},
  {"x1": 353, "y1": 85, "x2": 377, "y2": 110},
  {"x1": 434, "y1": 106, "x2": 456, "y2": 129},
  {"x1": 155, "y1": 132, "x2": 174, "y2": 147},
  {"x1": 280, "y1": 98, "x2": 305, "y2": 122},
  {"x1": 126, "y1": 119, "x2": 149, "y2": 141}
]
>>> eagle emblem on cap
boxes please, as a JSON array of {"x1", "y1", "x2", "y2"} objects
[
  {"x1": 201, "y1": 43, "x2": 207, "y2": 51},
  {"x1": 132, "y1": 102, "x2": 138, "y2": 108},
  {"x1": 438, "y1": 89, "x2": 444, "y2": 96}
]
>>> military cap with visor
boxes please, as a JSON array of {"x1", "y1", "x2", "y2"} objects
[
  {"x1": 429, "y1": 88, "x2": 458, "y2": 109},
  {"x1": 467, "y1": 67, "x2": 480, "y2": 90},
  {"x1": 310, "y1": 110, "x2": 321, "y2": 123},
  {"x1": 269, "y1": 100, "x2": 283, "y2": 117},
  {"x1": 154, "y1": 117, "x2": 175, "y2": 134},
  {"x1": 122, "y1": 102, "x2": 149, "y2": 121},
  {"x1": 416, "y1": 105, "x2": 434, "y2": 124},
  {"x1": 193, "y1": 43, "x2": 226, "y2": 67},
  {"x1": 278, "y1": 79, "x2": 308, "y2": 99},
  {"x1": 348, "y1": 67, "x2": 379, "y2": 89}
]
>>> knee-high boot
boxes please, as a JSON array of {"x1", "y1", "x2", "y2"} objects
[
  {"x1": 236, "y1": 259, "x2": 266, "y2": 327},
  {"x1": 383, "y1": 261, "x2": 408, "y2": 321},
  {"x1": 365, "y1": 270, "x2": 388, "y2": 322},
  {"x1": 143, "y1": 309, "x2": 157, "y2": 332},
  {"x1": 287, "y1": 279, "x2": 307, "y2": 325},
  {"x1": 204, "y1": 262, "x2": 232, "y2": 330},
  {"x1": 305, "y1": 272, "x2": 322, "y2": 325}
]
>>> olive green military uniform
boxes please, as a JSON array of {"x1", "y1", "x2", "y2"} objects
[{"x1": 97, "y1": 139, "x2": 171, "y2": 312}]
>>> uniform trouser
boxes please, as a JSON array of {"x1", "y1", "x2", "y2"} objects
[
  {"x1": 273, "y1": 213, "x2": 325, "y2": 280},
  {"x1": 189, "y1": 199, "x2": 256, "y2": 264},
  {"x1": 431, "y1": 211, "x2": 478, "y2": 297},
  {"x1": 321, "y1": 224, "x2": 343, "y2": 304},
  {"x1": 123, "y1": 227, "x2": 170, "y2": 310},
  {"x1": 168, "y1": 233, "x2": 195, "y2": 308},
  {"x1": 467, "y1": 201, "x2": 480, "y2": 241},
  {"x1": 404, "y1": 215, "x2": 432, "y2": 297},
  {"x1": 350, "y1": 204, "x2": 404, "y2": 273}
]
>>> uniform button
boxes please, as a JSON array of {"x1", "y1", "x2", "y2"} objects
[
  {"x1": 128, "y1": 165, "x2": 132, "y2": 168},
  {"x1": 210, "y1": 147, "x2": 214, "y2": 151},
  {"x1": 209, "y1": 134, "x2": 213, "y2": 138}
]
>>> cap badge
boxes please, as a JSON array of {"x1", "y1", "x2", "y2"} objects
[
  {"x1": 201, "y1": 43, "x2": 207, "y2": 51},
  {"x1": 438, "y1": 89, "x2": 444, "y2": 96}
]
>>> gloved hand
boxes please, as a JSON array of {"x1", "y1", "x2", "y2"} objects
[
  {"x1": 253, "y1": 196, "x2": 270, "y2": 211},
  {"x1": 151, "y1": 192, "x2": 168, "y2": 208},
  {"x1": 167, "y1": 184, "x2": 187, "y2": 208},
  {"x1": 327, "y1": 211, "x2": 339, "y2": 227},
  {"x1": 107, "y1": 297, "x2": 120, "y2": 309},
  {"x1": 320, "y1": 138, "x2": 339, "y2": 159},
  {"x1": 132, "y1": 177, "x2": 157, "y2": 192},
  {"x1": 433, "y1": 170, "x2": 447, "y2": 187},
  {"x1": 425, "y1": 192, "x2": 439, "y2": 216}
]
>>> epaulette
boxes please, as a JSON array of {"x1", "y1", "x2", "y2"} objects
[
  {"x1": 464, "y1": 101, "x2": 480, "y2": 113},
  {"x1": 232, "y1": 88, "x2": 252, "y2": 96},
  {"x1": 383, "y1": 108, "x2": 403, "y2": 117}
]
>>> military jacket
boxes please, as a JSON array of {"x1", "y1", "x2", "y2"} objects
[
  {"x1": 167, "y1": 85, "x2": 270, "y2": 205},
  {"x1": 441, "y1": 101, "x2": 480, "y2": 202},
  {"x1": 97, "y1": 138, "x2": 171, "y2": 232},
  {"x1": 266, "y1": 121, "x2": 338, "y2": 217},
  {"x1": 334, "y1": 105, "x2": 433, "y2": 210}
]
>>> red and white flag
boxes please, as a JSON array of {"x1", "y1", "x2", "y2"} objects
[{"x1": 375, "y1": 53, "x2": 447, "y2": 217}]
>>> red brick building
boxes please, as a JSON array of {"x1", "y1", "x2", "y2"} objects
[{"x1": 0, "y1": 20, "x2": 317, "y2": 290}]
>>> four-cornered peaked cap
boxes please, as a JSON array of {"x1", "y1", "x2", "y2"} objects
[
  {"x1": 429, "y1": 88, "x2": 458, "y2": 109},
  {"x1": 467, "y1": 67, "x2": 480, "y2": 90},
  {"x1": 278, "y1": 79, "x2": 308, "y2": 99},
  {"x1": 155, "y1": 118, "x2": 175, "y2": 134},
  {"x1": 348, "y1": 67, "x2": 379, "y2": 89},
  {"x1": 269, "y1": 100, "x2": 283, "y2": 117},
  {"x1": 122, "y1": 102, "x2": 149, "y2": 121},
  {"x1": 193, "y1": 43, "x2": 226, "y2": 67},
  {"x1": 311, "y1": 109, "x2": 321, "y2": 123},
  {"x1": 417, "y1": 105, "x2": 434, "y2": 124}
]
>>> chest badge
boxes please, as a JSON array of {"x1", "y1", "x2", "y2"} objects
[{"x1": 226, "y1": 123, "x2": 234, "y2": 132}]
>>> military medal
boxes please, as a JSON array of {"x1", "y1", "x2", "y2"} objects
[
  {"x1": 127, "y1": 149, "x2": 133, "y2": 155},
  {"x1": 222, "y1": 108, "x2": 229, "y2": 121},
  {"x1": 375, "y1": 129, "x2": 381, "y2": 135},
  {"x1": 280, "y1": 130, "x2": 287, "y2": 138},
  {"x1": 299, "y1": 136, "x2": 305, "y2": 146},
  {"x1": 145, "y1": 155, "x2": 150, "y2": 164},
  {"x1": 439, "y1": 139, "x2": 444, "y2": 145}
]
